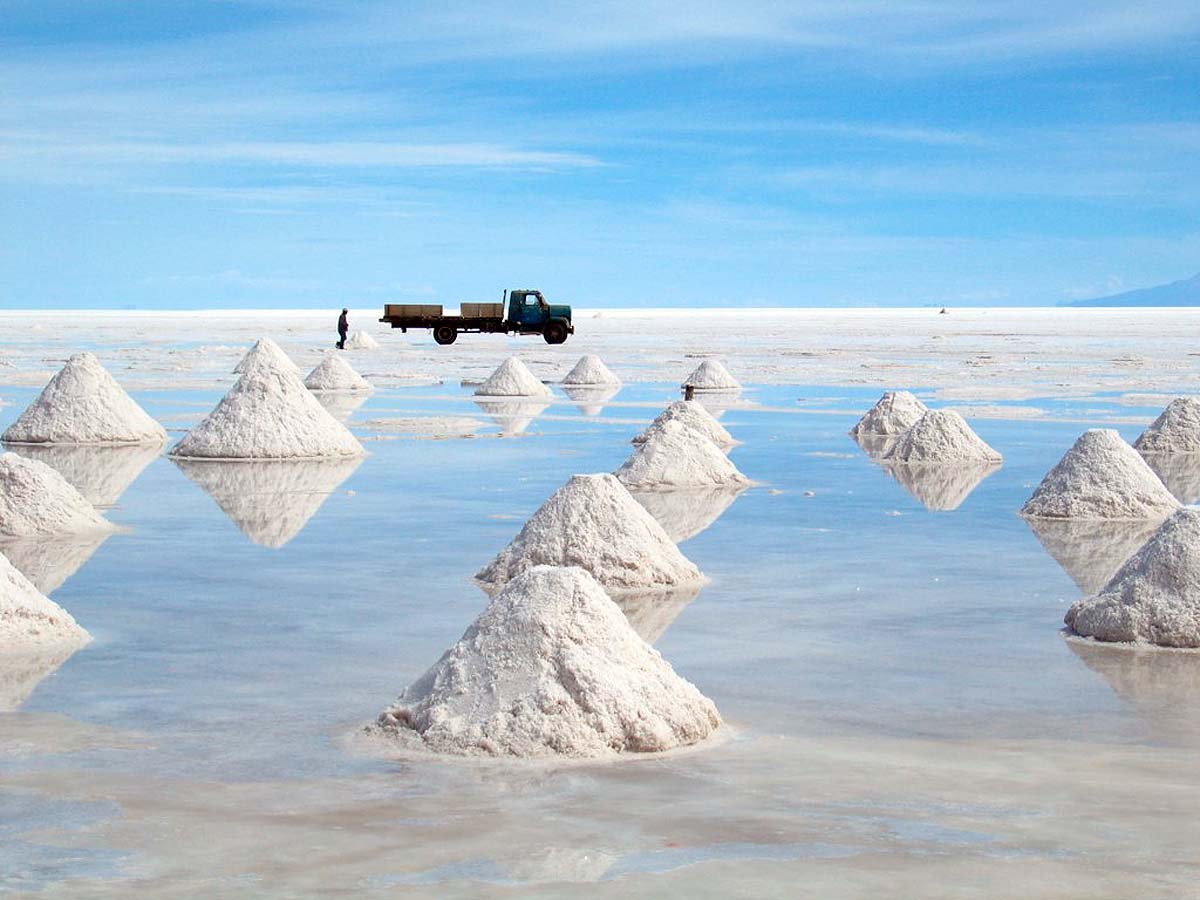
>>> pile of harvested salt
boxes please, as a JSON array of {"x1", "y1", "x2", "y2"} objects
[
  {"x1": 476, "y1": 474, "x2": 704, "y2": 593},
  {"x1": 344, "y1": 330, "x2": 380, "y2": 350},
  {"x1": 304, "y1": 354, "x2": 372, "y2": 392},
  {"x1": 850, "y1": 391, "x2": 928, "y2": 437},
  {"x1": 475, "y1": 357, "x2": 552, "y2": 398},
  {"x1": 1020, "y1": 429, "x2": 1178, "y2": 520},
  {"x1": 615, "y1": 420, "x2": 749, "y2": 490},
  {"x1": 170, "y1": 364, "x2": 364, "y2": 460},
  {"x1": 681, "y1": 359, "x2": 740, "y2": 392},
  {"x1": 1134, "y1": 397, "x2": 1200, "y2": 453},
  {"x1": 0, "y1": 453, "x2": 113, "y2": 538},
  {"x1": 561, "y1": 354, "x2": 620, "y2": 386},
  {"x1": 633, "y1": 400, "x2": 735, "y2": 450},
  {"x1": 233, "y1": 338, "x2": 299, "y2": 375},
  {"x1": 1066, "y1": 507, "x2": 1200, "y2": 647},
  {"x1": 0, "y1": 549, "x2": 89, "y2": 650},
  {"x1": 2, "y1": 352, "x2": 166, "y2": 445},
  {"x1": 883, "y1": 410, "x2": 1001, "y2": 464},
  {"x1": 371, "y1": 566, "x2": 721, "y2": 758}
]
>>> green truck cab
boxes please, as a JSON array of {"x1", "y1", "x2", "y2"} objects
[{"x1": 506, "y1": 290, "x2": 573, "y2": 343}]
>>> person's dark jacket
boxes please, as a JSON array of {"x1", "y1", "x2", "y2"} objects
[{"x1": 338, "y1": 312, "x2": 349, "y2": 335}]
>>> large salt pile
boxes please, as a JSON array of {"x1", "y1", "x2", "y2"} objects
[
  {"x1": 370, "y1": 566, "x2": 721, "y2": 758},
  {"x1": 850, "y1": 391, "x2": 928, "y2": 437},
  {"x1": 633, "y1": 400, "x2": 735, "y2": 450},
  {"x1": 562, "y1": 354, "x2": 620, "y2": 387},
  {"x1": 615, "y1": 420, "x2": 750, "y2": 490},
  {"x1": 233, "y1": 338, "x2": 299, "y2": 375},
  {"x1": 0, "y1": 453, "x2": 113, "y2": 538},
  {"x1": 304, "y1": 354, "x2": 372, "y2": 392},
  {"x1": 681, "y1": 359, "x2": 740, "y2": 392},
  {"x1": 1065, "y1": 507, "x2": 1200, "y2": 647},
  {"x1": 0, "y1": 549, "x2": 89, "y2": 651},
  {"x1": 475, "y1": 357, "x2": 553, "y2": 398},
  {"x1": 171, "y1": 365, "x2": 364, "y2": 460},
  {"x1": 2, "y1": 352, "x2": 166, "y2": 445},
  {"x1": 882, "y1": 410, "x2": 1001, "y2": 464},
  {"x1": 1134, "y1": 397, "x2": 1200, "y2": 453},
  {"x1": 476, "y1": 474, "x2": 704, "y2": 593},
  {"x1": 1020, "y1": 429, "x2": 1178, "y2": 520},
  {"x1": 344, "y1": 330, "x2": 380, "y2": 350}
]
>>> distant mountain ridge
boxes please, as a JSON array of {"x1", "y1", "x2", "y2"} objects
[{"x1": 1066, "y1": 272, "x2": 1200, "y2": 307}]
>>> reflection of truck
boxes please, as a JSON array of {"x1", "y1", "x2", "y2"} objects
[{"x1": 378, "y1": 289, "x2": 574, "y2": 345}]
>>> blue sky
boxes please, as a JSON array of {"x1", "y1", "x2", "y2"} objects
[{"x1": 2, "y1": 1, "x2": 1198, "y2": 309}]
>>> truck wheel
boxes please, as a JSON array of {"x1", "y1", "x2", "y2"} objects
[
  {"x1": 434, "y1": 326, "x2": 458, "y2": 345},
  {"x1": 543, "y1": 322, "x2": 567, "y2": 344}
]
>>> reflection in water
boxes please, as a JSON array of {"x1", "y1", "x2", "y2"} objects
[
  {"x1": 174, "y1": 457, "x2": 363, "y2": 548},
  {"x1": 610, "y1": 584, "x2": 703, "y2": 644},
  {"x1": 690, "y1": 392, "x2": 740, "y2": 418},
  {"x1": 630, "y1": 486, "x2": 746, "y2": 543},
  {"x1": 1067, "y1": 637, "x2": 1200, "y2": 748},
  {"x1": 313, "y1": 391, "x2": 369, "y2": 423},
  {"x1": 472, "y1": 399, "x2": 551, "y2": 436},
  {"x1": 1025, "y1": 517, "x2": 1160, "y2": 595},
  {"x1": 0, "y1": 535, "x2": 110, "y2": 594},
  {"x1": 503, "y1": 847, "x2": 616, "y2": 883},
  {"x1": 850, "y1": 432, "x2": 895, "y2": 458},
  {"x1": 1141, "y1": 452, "x2": 1200, "y2": 504},
  {"x1": 4, "y1": 442, "x2": 160, "y2": 508},
  {"x1": 561, "y1": 384, "x2": 620, "y2": 416},
  {"x1": 0, "y1": 643, "x2": 87, "y2": 711},
  {"x1": 881, "y1": 461, "x2": 999, "y2": 511}
]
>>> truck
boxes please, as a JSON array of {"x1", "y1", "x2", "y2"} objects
[{"x1": 378, "y1": 289, "x2": 574, "y2": 345}]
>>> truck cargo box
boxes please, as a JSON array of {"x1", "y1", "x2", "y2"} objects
[
  {"x1": 384, "y1": 303, "x2": 443, "y2": 318},
  {"x1": 460, "y1": 302, "x2": 503, "y2": 318}
]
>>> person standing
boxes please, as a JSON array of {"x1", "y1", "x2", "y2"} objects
[{"x1": 337, "y1": 308, "x2": 349, "y2": 349}]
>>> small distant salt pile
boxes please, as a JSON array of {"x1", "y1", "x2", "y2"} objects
[
  {"x1": 170, "y1": 365, "x2": 364, "y2": 460},
  {"x1": 0, "y1": 453, "x2": 113, "y2": 538},
  {"x1": 371, "y1": 566, "x2": 721, "y2": 758},
  {"x1": 476, "y1": 474, "x2": 704, "y2": 593},
  {"x1": 681, "y1": 359, "x2": 740, "y2": 392},
  {"x1": 850, "y1": 391, "x2": 928, "y2": 437},
  {"x1": 304, "y1": 353, "x2": 372, "y2": 392},
  {"x1": 615, "y1": 420, "x2": 750, "y2": 490},
  {"x1": 1020, "y1": 429, "x2": 1178, "y2": 520},
  {"x1": 233, "y1": 338, "x2": 299, "y2": 375},
  {"x1": 1134, "y1": 397, "x2": 1200, "y2": 453},
  {"x1": 562, "y1": 354, "x2": 620, "y2": 387},
  {"x1": 0, "y1": 550, "x2": 89, "y2": 650},
  {"x1": 633, "y1": 400, "x2": 735, "y2": 450},
  {"x1": 475, "y1": 357, "x2": 553, "y2": 398},
  {"x1": 882, "y1": 410, "x2": 1001, "y2": 464},
  {"x1": 1066, "y1": 507, "x2": 1200, "y2": 647},
  {"x1": 2, "y1": 352, "x2": 166, "y2": 445},
  {"x1": 344, "y1": 330, "x2": 380, "y2": 350}
]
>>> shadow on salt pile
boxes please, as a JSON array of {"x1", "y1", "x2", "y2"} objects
[
  {"x1": 3, "y1": 442, "x2": 160, "y2": 509},
  {"x1": 880, "y1": 461, "x2": 999, "y2": 511},
  {"x1": 561, "y1": 384, "x2": 620, "y2": 417},
  {"x1": 313, "y1": 391, "x2": 369, "y2": 423},
  {"x1": 1024, "y1": 517, "x2": 1160, "y2": 595},
  {"x1": 173, "y1": 457, "x2": 362, "y2": 548},
  {"x1": 1141, "y1": 452, "x2": 1200, "y2": 504},
  {"x1": 610, "y1": 584, "x2": 704, "y2": 644},
  {"x1": 630, "y1": 486, "x2": 746, "y2": 543},
  {"x1": 472, "y1": 399, "x2": 551, "y2": 436},
  {"x1": 0, "y1": 534, "x2": 110, "y2": 595}
]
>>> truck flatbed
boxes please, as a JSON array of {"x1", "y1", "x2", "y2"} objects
[{"x1": 379, "y1": 291, "x2": 574, "y2": 345}]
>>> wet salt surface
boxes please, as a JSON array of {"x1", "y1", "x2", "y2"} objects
[{"x1": 1, "y1": 381, "x2": 1199, "y2": 896}]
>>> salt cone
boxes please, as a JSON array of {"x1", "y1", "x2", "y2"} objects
[
  {"x1": 304, "y1": 354, "x2": 372, "y2": 392},
  {"x1": 681, "y1": 359, "x2": 740, "y2": 392},
  {"x1": 562, "y1": 354, "x2": 620, "y2": 387},
  {"x1": 850, "y1": 391, "x2": 928, "y2": 437},
  {"x1": 344, "y1": 330, "x2": 380, "y2": 350},
  {"x1": 0, "y1": 452, "x2": 113, "y2": 538},
  {"x1": 615, "y1": 420, "x2": 749, "y2": 489},
  {"x1": 883, "y1": 410, "x2": 1001, "y2": 464},
  {"x1": 475, "y1": 357, "x2": 553, "y2": 398},
  {"x1": 0, "y1": 549, "x2": 89, "y2": 652},
  {"x1": 633, "y1": 401, "x2": 735, "y2": 450},
  {"x1": 1134, "y1": 398, "x2": 1200, "y2": 453},
  {"x1": 233, "y1": 337, "x2": 299, "y2": 375}
]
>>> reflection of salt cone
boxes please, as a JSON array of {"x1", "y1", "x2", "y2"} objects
[
  {"x1": 313, "y1": 391, "x2": 369, "y2": 423},
  {"x1": 630, "y1": 486, "x2": 745, "y2": 543},
  {"x1": 610, "y1": 584, "x2": 702, "y2": 644},
  {"x1": 0, "y1": 643, "x2": 85, "y2": 711},
  {"x1": 473, "y1": 399, "x2": 550, "y2": 436},
  {"x1": 1025, "y1": 517, "x2": 1160, "y2": 595},
  {"x1": 174, "y1": 457, "x2": 362, "y2": 548},
  {"x1": 691, "y1": 393, "x2": 738, "y2": 417},
  {"x1": 881, "y1": 461, "x2": 998, "y2": 511},
  {"x1": 0, "y1": 534, "x2": 110, "y2": 594},
  {"x1": 1067, "y1": 636, "x2": 1200, "y2": 748},
  {"x1": 561, "y1": 384, "x2": 619, "y2": 416},
  {"x1": 1141, "y1": 452, "x2": 1200, "y2": 504},
  {"x1": 503, "y1": 847, "x2": 616, "y2": 883},
  {"x1": 850, "y1": 432, "x2": 895, "y2": 457},
  {"x1": 5, "y1": 442, "x2": 159, "y2": 508}
]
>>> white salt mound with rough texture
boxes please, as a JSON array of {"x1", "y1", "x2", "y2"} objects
[
  {"x1": 233, "y1": 338, "x2": 299, "y2": 375},
  {"x1": 633, "y1": 401, "x2": 735, "y2": 449},
  {"x1": 304, "y1": 354, "x2": 372, "y2": 392},
  {"x1": 476, "y1": 474, "x2": 704, "y2": 592},
  {"x1": 850, "y1": 390, "x2": 928, "y2": 437},
  {"x1": 1134, "y1": 397, "x2": 1200, "y2": 453},
  {"x1": 0, "y1": 453, "x2": 113, "y2": 538},
  {"x1": 562, "y1": 354, "x2": 620, "y2": 386},
  {"x1": 372, "y1": 566, "x2": 721, "y2": 758},
  {"x1": 1066, "y1": 507, "x2": 1200, "y2": 647},
  {"x1": 2, "y1": 352, "x2": 166, "y2": 445},
  {"x1": 1020, "y1": 429, "x2": 1178, "y2": 520},
  {"x1": 344, "y1": 330, "x2": 380, "y2": 350},
  {"x1": 681, "y1": 359, "x2": 740, "y2": 392},
  {"x1": 171, "y1": 365, "x2": 364, "y2": 460},
  {"x1": 475, "y1": 357, "x2": 553, "y2": 398},
  {"x1": 615, "y1": 420, "x2": 750, "y2": 489},
  {"x1": 882, "y1": 410, "x2": 1001, "y2": 463},
  {"x1": 0, "y1": 550, "x2": 89, "y2": 649}
]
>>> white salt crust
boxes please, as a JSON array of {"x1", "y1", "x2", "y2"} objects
[
  {"x1": 0, "y1": 452, "x2": 114, "y2": 538},
  {"x1": 681, "y1": 359, "x2": 740, "y2": 392},
  {"x1": 1066, "y1": 507, "x2": 1200, "y2": 647},
  {"x1": 475, "y1": 357, "x2": 553, "y2": 398},
  {"x1": 170, "y1": 365, "x2": 365, "y2": 460},
  {"x1": 2, "y1": 352, "x2": 166, "y2": 445},
  {"x1": 615, "y1": 420, "x2": 749, "y2": 490},
  {"x1": 1134, "y1": 397, "x2": 1200, "y2": 453},
  {"x1": 304, "y1": 354, "x2": 372, "y2": 392},
  {"x1": 344, "y1": 330, "x2": 380, "y2": 350},
  {"x1": 0, "y1": 548, "x2": 89, "y2": 650},
  {"x1": 233, "y1": 338, "x2": 299, "y2": 375},
  {"x1": 850, "y1": 391, "x2": 928, "y2": 437},
  {"x1": 1020, "y1": 429, "x2": 1179, "y2": 520},
  {"x1": 883, "y1": 410, "x2": 1002, "y2": 464},
  {"x1": 371, "y1": 566, "x2": 721, "y2": 758},
  {"x1": 632, "y1": 401, "x2": 735, "y2": 450},
  {"x1": 476, "y1": 474, "x2": 705, "y2": 593},
  {"x1": 561, "y1": 354, "x2": 620, "y2": 386}
]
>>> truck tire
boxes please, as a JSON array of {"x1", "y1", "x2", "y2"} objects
[
  {"x1": 434, "y1": 325, "x2": 458, "y2": 345},
  {"x1": 543, "y1": 322, "x2": 567, "y2": 344}
]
